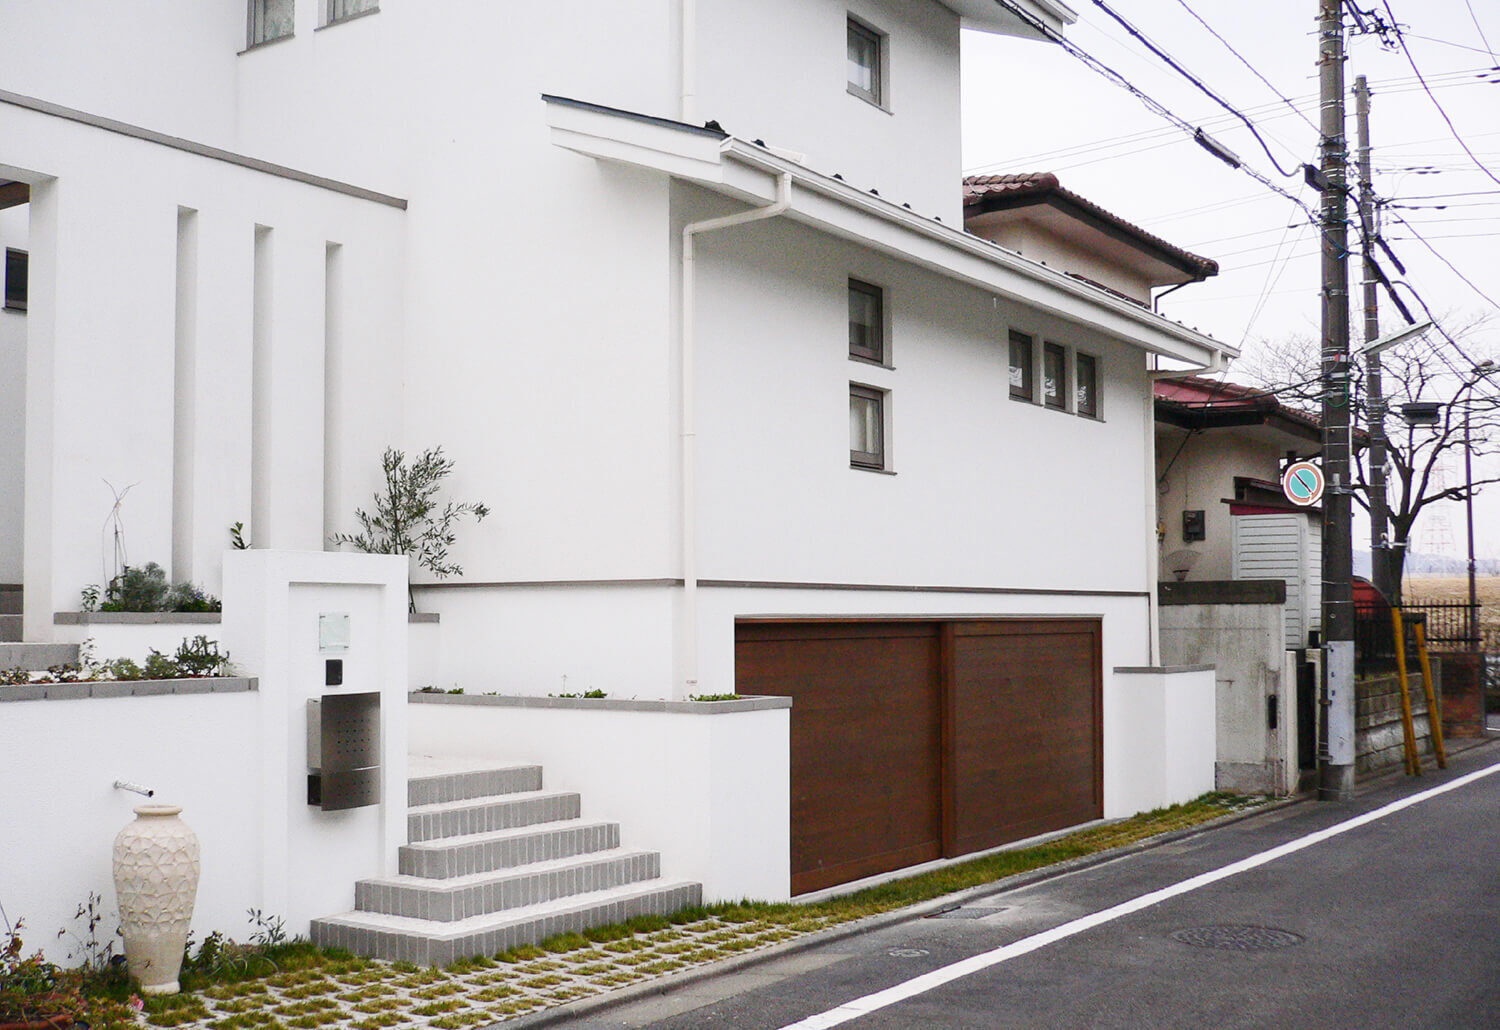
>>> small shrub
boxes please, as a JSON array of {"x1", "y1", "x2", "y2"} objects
[{"x1": 93, "y1": 562, "x2": 221, "y2": 614}]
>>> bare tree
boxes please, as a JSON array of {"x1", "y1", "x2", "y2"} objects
[{"x1": 1239, "y1": 316, "x2": 1500, "y2": 600}]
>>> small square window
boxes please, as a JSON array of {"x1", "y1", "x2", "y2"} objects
[
  {"x1": 1076, "y1": 352, "x2": 1099, "y2": 418},
  {"x1": 4, "y1": 249, "x2": 26, "y2": 311},
  {"x1": 850, "y1": 385, "x2": 885, "y2": 470},
  {"x1": 324, "y1": 0, "x2": 376, "y2": 26},
  {"x1": 1043, "y1": 342, "x2": 1067, "y2": 410},
  {"x1": 1008, "y1": 331, "x2": 1034, "y2": 401},
  {"x1": 847, "y1": 18, "x2": 883, "y2": 106},
  {"x1": 848, "y1": 279, "x2": 884, "y2": 364},
  {"x1": 248, "y1": 0, "x2": 294, "y2": 47}
]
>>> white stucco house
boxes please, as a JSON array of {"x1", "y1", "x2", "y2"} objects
[{"x1": 2, "y1": 0, "x2": 1233, "y2": 962}]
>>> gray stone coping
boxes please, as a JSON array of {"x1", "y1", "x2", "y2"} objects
[
  {"x1": 1159, "y1": 579, "x2": 1287, "y2": 606},
  {"x1": 55, "y1": 611, "x2": 222, "y2": 624},
  {"x1": 0, "y1": 676, "x2": 257, "y2": 702},
  {"x1": 409, "y1": 612, "x2": 440, "y2": 624},
  {"x1": 409, "y1": 692, "x2": 791, "y2": 714},
  {"x1": 1113, "y1": 664, "x2": 1216, "y2": 675}
]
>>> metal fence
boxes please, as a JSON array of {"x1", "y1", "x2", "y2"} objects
[{"x1": 1402, "y1": 599, "x2": 1484, "y2": 651}]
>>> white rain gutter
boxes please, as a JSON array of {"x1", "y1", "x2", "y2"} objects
[
  {"x1": 678, "y1": 172, "x2": 792, "y2": 696},
  {"x1": 1148, "y1": 349, "x2": 1225, "y2": 380}
]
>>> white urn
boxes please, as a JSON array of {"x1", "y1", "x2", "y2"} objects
[{"x1": 112, "y1": 804, "x2": 201, "y2": 995}]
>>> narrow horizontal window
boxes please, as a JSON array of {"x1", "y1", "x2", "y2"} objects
[
  {"x1": 248, "y1": 0, "x2": 294, "y2": 47},
  {"x1": 3, "y1": 249, "x2": 26, "y2": 311},
  {"x1": 1043, "y1": 342, "x2": 1067, "y2": 410},
  {"x1": 850, "y1": 385, "x2": 885, "y2": 470},
  {"x1": 1076, "y1": 352, "x2": 1099, "y2": 418},
  {"x1": 847, "y1": 18, "x2": 883, "y2": 106},
  {"x1": 848, "y1": 279, "x2": 885, "y2": 364},
  {"x1": 1008, "y1": 330, "x2": 1034, "y2": 401}
]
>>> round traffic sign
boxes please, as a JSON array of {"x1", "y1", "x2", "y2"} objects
[{"x1": 1282, "y1": 461, "x2": 1325, "y2": 507}]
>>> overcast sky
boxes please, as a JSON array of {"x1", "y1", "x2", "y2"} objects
[{"x1": 961, "y1": 0, "x2": 1500, "y2": 561}]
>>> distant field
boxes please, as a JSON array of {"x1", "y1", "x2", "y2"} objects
[{"x1": 1404, "y1": 574, "x2": 1500, "y2": 651}]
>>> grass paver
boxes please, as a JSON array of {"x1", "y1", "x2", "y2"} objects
[{"x1": 97, "y1": 792, "x2": 1264, "y2": 1029}]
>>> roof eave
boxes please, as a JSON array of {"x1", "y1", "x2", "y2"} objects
[
  {"x1": 942, "y1": 0, "x2": 1078, "y2": 39},
  {"x1": 544, "y1": 95, "x2": 1234, "y2": 368}
]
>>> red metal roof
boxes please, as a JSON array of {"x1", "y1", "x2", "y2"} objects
[{"x1": 964, "y1": 172, "x2": 1219, "y2": 280}]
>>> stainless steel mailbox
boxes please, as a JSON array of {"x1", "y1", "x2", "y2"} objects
[{"x1": 307, "y1": 691, "x2": 381, "y2": 810}]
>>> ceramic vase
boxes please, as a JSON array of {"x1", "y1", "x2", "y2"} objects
[{"x1": 112, "y1": 805, "x2": 200, "y2": 995}]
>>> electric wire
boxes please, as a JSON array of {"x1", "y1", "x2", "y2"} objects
[
  {"x1": 1381, "y1": 0, "x2": 1500, "y2": 189},
  {"x1": 1461, "y1": 0, "x2": 1498, "y2": 63},
  {"x1": 1171, "y1": 0, "x2": 1319, "y2": 134},
  {"x1": 1087, "y1": 0, "x2": 1301, "y2": 176}
]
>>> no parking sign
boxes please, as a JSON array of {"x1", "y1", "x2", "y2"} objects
[{"x1": 1282, "y1": 461, "x2": 1325, "y2": 507}]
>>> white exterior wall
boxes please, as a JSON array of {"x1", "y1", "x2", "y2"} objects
[
  {"x1": 697, "y1": 0, "x2": 964, "y2": 223},
  {"x1": 2, "y1": 104, "x2": 404, "y2": 636},
  {"x1": 1232, "y1": 513, "x2": 1322, "y2": 648},
  {"x1": 1156, "y1": 426, "x2": 1284, "y2": 582},
  {"x1": 695, "y1": 212, "x2": 1153, "y2": 592},
  {"x1": 0, "y1": 207, "x2": 25, "y2": 583}
]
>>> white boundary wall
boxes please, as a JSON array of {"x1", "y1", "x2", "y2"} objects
[
  {"x1": 1104, "y1": 666, "x2": 1216, "y2": 817},
  {"x1": 0, "y1": 551, "x2": 409, "y2": 954},
  {"x1": 408, "y1": 694, "x2": 791, "y2": 903}
]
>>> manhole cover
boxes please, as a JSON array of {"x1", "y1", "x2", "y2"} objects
[
  {"x1": 1170, "y1": 925, "x2": 1304, "y2": 951},
  {"x1": 926, "y1": 906, "x2": 1009, "y2": 920},
  {"x1": 887, "y1": 948, "x2": 929, "y2": 958}
]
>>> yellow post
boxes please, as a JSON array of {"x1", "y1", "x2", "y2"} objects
[
  {"x1": 1413, "y1": 620, "x2": 1448, "y2": 769},
  {"x1": 1391, "y1": 607, "x2": 1421, "y2": 776}
]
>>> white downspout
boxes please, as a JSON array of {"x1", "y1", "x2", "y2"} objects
[
  {"x1": 679, "y1": 172, "x2": 791, "y2": 697},
  {"x1": 681, "y1": 0, "x2": 697, "y2": 124}
]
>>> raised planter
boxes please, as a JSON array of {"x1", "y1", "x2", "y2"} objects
[
  {"x1": 53, "y1": 612, "x2": 223, "y2": 665},
  {"x1": 0, "y1": 677, "x2": 256, "y2": 703}
]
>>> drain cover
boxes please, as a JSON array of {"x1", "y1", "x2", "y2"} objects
[
  {"x1": 927, "y1": 906, "x2": 1010, "y2": 920},
  {"x1": 1170, "y1": 925, "x2": 1305, "y2": 951},
  {"x1": 887, "y1": 948, "x2": 929, "y2": 958}
]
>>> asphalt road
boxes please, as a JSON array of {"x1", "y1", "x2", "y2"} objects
[{"x1": 561, "y1": 740, "x2": 1500, "y2": 1030}]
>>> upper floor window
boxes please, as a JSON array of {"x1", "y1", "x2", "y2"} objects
[
  {"x1": 1043, "y1": 342, "x2": 1067, "y2": 410},
  {"x1": 248, "y1": 0, "x2": 294, "y2": 47},
  {"x1": 850, "y1": 384, "x2": 886, "y2": 470},
  {"x1": 848, "y1": 278, "x2": 885, "y2": 364},
  {"x1": 4, "y1": 249, "x2": 26, "y2": 312},
  {"x1": 324, "y1": 0, "x2": 377, "y2": 26},
  {"x1": 1076, "y1": 352, "x2": 1099, "y2": 418},
  {"x1": 847, "y1": 17, "x2": 884, "y2": 107},
  {"x1": 1008, "y1": 331, "x2": 1034, "y2": 401}
]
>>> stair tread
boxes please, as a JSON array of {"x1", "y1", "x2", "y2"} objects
[
  {"x1": 401, "y1": 818, "x2": 616, "y2": 851},
  {"x1": 408, "y1": 756, "x2": 539, "y2": 778},
  {"x1": 363, "y1": 849, "x2": 658, "y2": 891},
  {"x1": 318, "y1": 880, "x2": 700, "y2": 938},
  {"x1": 408, "y1": 788, "x2": 576, "y2": 816}
]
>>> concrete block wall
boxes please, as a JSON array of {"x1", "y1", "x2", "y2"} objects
[{"x1": 1356, "y1": 674, "x2": 1434, "y2": 774}]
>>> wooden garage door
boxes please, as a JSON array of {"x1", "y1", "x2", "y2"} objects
[
  {"x1": 735, "y1": 622, "x2": 943, "y2": 895},
  {"x1": 947, "y1": 620, "x2": 1102, "y2": 856},
  {"x1": 737, "y1": 618, "x2": 1101, "y2": 896}
]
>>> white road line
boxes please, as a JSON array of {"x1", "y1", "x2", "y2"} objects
[{"x1": 776, "y1": 762, "x2": 1500, "y2": 1030}]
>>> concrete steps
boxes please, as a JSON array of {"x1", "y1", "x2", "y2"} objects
[{"x1": 311, "y1": 761, "x2": 701, "y2": 965}]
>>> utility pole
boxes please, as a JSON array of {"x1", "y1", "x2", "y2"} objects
[
  {"x1": 1355, "y1": 76, "x2": 1395, "y2": 602},
  {"x1": 1318, "y1": 0, "x2": 1356, "y2": 801}
]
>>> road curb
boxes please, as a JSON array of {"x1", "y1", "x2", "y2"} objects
[{"x1": 494, "y1": 797, "x2": 1300, "y2": 1029}]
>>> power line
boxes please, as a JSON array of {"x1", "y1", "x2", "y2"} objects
[
  {"x1": 1171, "y1": 0, "x2": 1319, "y2": 133},
  {"x1": 1385, "y1": 208, "x2": 1500, "y2": 312},
  {"x1": 1381, "y1": 1, "x2": 1500, "y2": 189},
  {"x1": 1461, "y1": 0, "x2": 1498, "y2": 63}
]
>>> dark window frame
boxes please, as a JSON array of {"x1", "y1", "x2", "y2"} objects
[
  {"x1": 847, "y1": 17, "x2": 884, "y2": 107},
  {"x1": 1043, "y1": 342, "x2": 1068, "y2": 410},
  {"x1": 1008, "y1": 330, "x2": 1034, "y2": 401},
  {"x1": 246, "y1": 0, "x2": 295, "y2": 48},
  {"x1": 4, "y1": 248, "x2": 26, "y2": 312},
  {"x1": 322, "y1": 0, "x2": 378, "y2": 28},
  {"x1": 849, "y1": 384, "x2": 886, "y2": 470},
  {"x1": 1075, "y1": 351, "x2": 1100, "y2": 418},
  {"x1": 848, "y1": 278, "x2": 886, "y2": 365}
]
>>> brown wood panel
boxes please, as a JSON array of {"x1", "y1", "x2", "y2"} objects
[
  {"x1": 736, "y1": 622, "x2": 943, "y2": 895},
  {"x1": 947, "y1": 619, "x2": 1102, "y2": 856}
]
